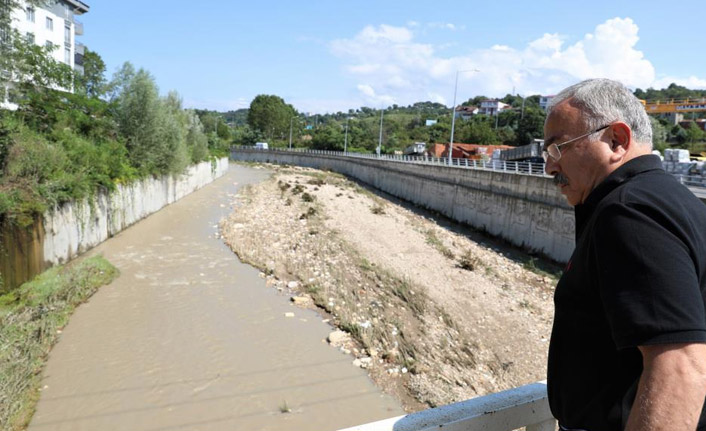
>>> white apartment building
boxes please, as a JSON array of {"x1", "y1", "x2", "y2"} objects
[
  {"x1": 478, "y1": 99, "x2": 509, "y2": 116},
  {"x1": 2, "y1": 0, "x2": 89, "y2": 109},
  {"x1": 539, "y1": 95, "x2": 555, "y2": 111}
]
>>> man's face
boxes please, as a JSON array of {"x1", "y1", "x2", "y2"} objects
[{"x1": 543, "y1": 100, "x2": 614, "y2": 206}]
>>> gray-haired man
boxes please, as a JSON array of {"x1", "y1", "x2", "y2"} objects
[{"x1": 544, "y1": 78, "x2": 706, "y2": 430}]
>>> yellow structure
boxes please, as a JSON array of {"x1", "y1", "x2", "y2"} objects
[{"x1": 641, "y1": 98, "x2": 706, "y2": 114}]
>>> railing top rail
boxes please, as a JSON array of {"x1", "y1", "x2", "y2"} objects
[{"x1": 339, "y1": 381, "x2": 552, "y2": 431}]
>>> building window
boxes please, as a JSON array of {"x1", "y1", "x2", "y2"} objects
[
  {"x1": 64, "y1": 47, "x2": 71, "y2": 64},
  {"x1": 46, "y1": 17, "x2": 53, "y2": 31},
  {"x1": 45, "y1": 40, "x2": 53, "y2": 50},
  {"x1": 64, "y1": 23, "x2": 71, "y2": 44},
  {"x1": 26, "y1": 7, "x2": 35, "y2": 22},
  {"x1": 26, "y1": 32, "x2": 34, "y2": 44}
]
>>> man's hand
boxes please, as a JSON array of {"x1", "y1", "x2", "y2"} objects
[{"x1": 626, "y1": 343, "x2": 706, "y2": 431}]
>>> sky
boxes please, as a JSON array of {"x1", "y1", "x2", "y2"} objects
[{"x1": 80, "y1": 1, "x2": 706, "y2": 114}]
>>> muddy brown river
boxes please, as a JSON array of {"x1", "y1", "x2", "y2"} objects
[{"x1": 28, "y1": 164, "x2": 403, "y2": 431}]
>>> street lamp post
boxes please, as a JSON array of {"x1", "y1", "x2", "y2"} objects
[
  {"x1": 289, "y1": 116, "x2": 295, "y2": 149},
  {"x1": 377, "y1": 108, "x2": 384, "y2": 156},
  {"x1": 449, "y1": 69, "x2": 479, "y2": 165},
  {"x1": 344, "y1": 116, "x2": 350, "y2": 154}
]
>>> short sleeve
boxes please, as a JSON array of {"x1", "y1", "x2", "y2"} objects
[{"x1": 593, "y1": 200, "x2": 706, "y2": 349}]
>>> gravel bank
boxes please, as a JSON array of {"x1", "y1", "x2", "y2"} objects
[{"x1": 220, "y1": 163, "x2": 558, "y2": 411}]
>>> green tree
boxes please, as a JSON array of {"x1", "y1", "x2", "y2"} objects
[
  {"x1": 76, "y1": 48, "x2": 107, "y2": 98},
  {"x1": 460, "y1": 118, "x2": 498, "y2": 145},
  {"x1": 247, "y1": 94, "x2": 296, "y2": 141},
  {"x1": 649, "y1": 117, "x2": 668, "y2": 152},
  {"x1": 311, "y1": 124, "x2": 343, "y2": 151},
  {"x1": 515, "y1": 107, "x2": 546, "y2": 145},
  {"x1": 686, "y1": 122, "x2": 705, "y2": 145},
  {"x1": 111, "y1": 64, "x2": 190, "y2": 175}
]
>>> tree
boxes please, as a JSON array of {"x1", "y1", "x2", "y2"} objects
[
  {"x1": 460, "y1": 118, "x2": 498, "y2": 145},
  {"x1": 311, "y1": 124, "x2": 343, "y2": 151},
  {"x1": 515, "y1": 107, "x2": 546, "y2": 145},
  {"x1": 686, "y1": 122, "x2": 705, "y2": 145},
  {"x1": 649, "y1": 117, "x2": 668, "y2": 153},
  {"x1": 76, "y1": 48, "x2": 107, "y2": 98},
  {"x1": 111, "y1": 63, "x2": 190, "y2": 175},
  {"x1": 247, "y1": 94, "x2": 296, "y2": 141}
]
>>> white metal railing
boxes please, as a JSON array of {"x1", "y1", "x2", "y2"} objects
[
  {"x1": 231, "y1": 146, "x2": 548, "y2": 178},
  {"x1": 232, "y1": 146, "x2": 706, "y2": 190},
  {"x1": 338, "y1": 381, "x2": 555, "y2": 431}
]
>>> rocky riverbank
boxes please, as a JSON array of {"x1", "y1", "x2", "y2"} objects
[{"x1": 220, "y1": 163, "x2": 558, "y2": 411}]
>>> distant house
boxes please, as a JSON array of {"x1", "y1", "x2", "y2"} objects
[
  {"x1": 425, "y1": 119, "x2": 438, "y2": 127},
  {"x1": 539, "y1": 95, "x2": 555, "y2": 111},
  {"x1": 478, "y1": 99, "x2": 510, "y2": 116},
  {"x1": 454, "y1": 105, "x2": 479, "y2": 120},
  {"x1": 428, "y1": 143, "x2": 513, "y2": 159}
]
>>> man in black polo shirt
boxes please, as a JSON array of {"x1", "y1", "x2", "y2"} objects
[{"x1": 544, "y1": 78, "x2": 706, "y2": 430}]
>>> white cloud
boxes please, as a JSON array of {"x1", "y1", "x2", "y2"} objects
[
  {"x1": 324, "y1": 18, "x2": 705, "y2": 111},
  {"x1": 427, "y1": 22, "x2": 461, "y2": 31}
]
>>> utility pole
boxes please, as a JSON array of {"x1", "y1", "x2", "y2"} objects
[
  {"x1": 344, "y1": 116, "x2": 350, "y2": 154},
  {"x1": 449, "y1": 69, "x2": 479, "y2": 165},
  {"x1": 377, "y1": 108, "x2": 384, "y2": 156},
  {"x1": 289, "y1": 116, "x2": 294, "y2": 149}
]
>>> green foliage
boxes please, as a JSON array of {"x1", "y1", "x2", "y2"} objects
[
  {"x1": 247, "y1": 94, "x2": 296, "y2": 141},
  {"x1": 75, "y1": 48, "x2": 107, "y2": 98},
  {"x1": 0, "y1": 44, "x2": 217, "y2": 225},
  {"x1": 685, "y1": 122, "x2": 705, "y2": 144},
  {"x1": 634, "y1": 83, "x2": 706, "y2": 102},
  {"x1": 515, "y1": 107, "x2": 546, "y2": 145},
  {"x1": 650, "y1": 117, "x2": 668, "y2": 151},
  {"x1": 311, "y1": 124, "x2": 343, "y2": 150},
  {"x1": 459, "y1": 117, "x2": 499, "y2": 145}
]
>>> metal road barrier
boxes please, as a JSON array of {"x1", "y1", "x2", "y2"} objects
[{"x1": 338, "y1": 381, "x2": 555, "y2": 431}]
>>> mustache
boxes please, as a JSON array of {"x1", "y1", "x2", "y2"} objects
[{"x1": 553, "y1": 174, "x2": 569, "y2": 186}]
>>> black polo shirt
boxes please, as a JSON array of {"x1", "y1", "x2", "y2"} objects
[{"x1": 547, "y1": 155, "x2": 706, "y2": 430}]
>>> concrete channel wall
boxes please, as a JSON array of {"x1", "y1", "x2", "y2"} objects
[
  {"x1": 0, "y1": 158, "x2": 229, "y2": 292},
  {"x1": 232, "y1": 149, "x2": 575, "y2": 263},
  {"x1": 43, "y1": 158, "x2": 230, "y2": 265}
]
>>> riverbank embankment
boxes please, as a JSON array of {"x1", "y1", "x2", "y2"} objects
[{"x1": 220, "y1": 163, "x2": 558, "y2": 410}]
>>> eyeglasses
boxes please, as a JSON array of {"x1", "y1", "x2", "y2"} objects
[{"x1": 542, "y1": 124, "x2": 611, "y2": 162}]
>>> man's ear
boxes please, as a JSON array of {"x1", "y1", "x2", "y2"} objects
[{"x1": 608, "y1": 122, "x2": 631, "y2": 157}]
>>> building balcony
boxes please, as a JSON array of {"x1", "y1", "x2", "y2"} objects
[
  {"x1": 75, "y1": 42, "x2": 85, "y2": 56},
  {"x1": 74, "y1": 19, "x2": 83, "y2": 36}
]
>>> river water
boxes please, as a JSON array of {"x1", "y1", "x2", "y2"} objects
[{"x1": 28, "y1": 164, "x2": 403, "y2": 431}]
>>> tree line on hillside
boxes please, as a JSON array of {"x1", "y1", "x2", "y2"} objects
[
  {"x1": 0, "y1": 12, "x2": 229, "y2": 227},
  {"x1": 227, "y1": 89, "x2": 705, "y2": 155},
  {"x1": 226, "y1": 94, "x2": 547, "y2": 153}
]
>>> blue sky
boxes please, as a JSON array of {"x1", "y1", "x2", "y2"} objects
[{"x1": 81, "y1": 1, "x2": 706, "y2": 114}]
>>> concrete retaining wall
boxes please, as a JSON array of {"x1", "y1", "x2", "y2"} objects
[
  {"x1": 232, "y1": 149, "x2": 575, "y2": 262},
  {"x1": 42, "y1": 158, "x2": 229, "y2": 265}
]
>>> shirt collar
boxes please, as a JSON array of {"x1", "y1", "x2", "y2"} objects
[{"x1": 574, "y1": 154, "x2": 664, "y2": 236}]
